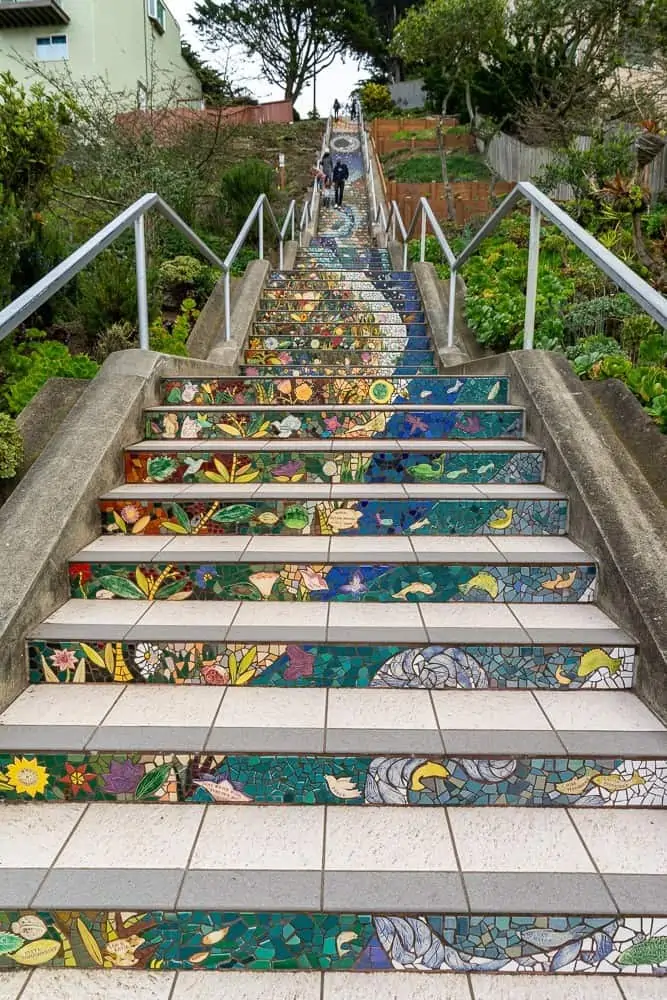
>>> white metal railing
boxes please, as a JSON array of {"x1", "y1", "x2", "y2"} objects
[
  {"x1": 0, "y1": 191, "x2": 300, "y2": 349},
  {"x1": 311, "y1": 113, "x2": 333, "y2": 215},
  {"x1": 354, "y1": 129, "x2": 667, "y2": 347}
]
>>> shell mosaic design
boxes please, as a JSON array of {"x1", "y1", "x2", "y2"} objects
[
  {"x1": 68, "y1": 560, "x2": 596, "y2": 603},
  {"x1": 160, "y1": 376, "x2": 510, "y2": 406},
  {"x1": 124, "y1": 448, "x2": 545, "y2": 485},
  {"x1": 143, "y1": 408, "x2": 525, "y2": 442},
  {"x1": 0, "y1": 752, "x2": 662, "y2": 807},
  {"x1": 100, "y1": 497, "x2": 567, "y2": 538},
  {"x1": 1, "y1": 910, "x2": 667, "y2": 973},
  {"x1": 29, "y1": 640, "x2": 634, "y2": 689}
]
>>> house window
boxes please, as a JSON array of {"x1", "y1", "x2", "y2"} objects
[
  {"x1": 147, "y1": 0, "x2": 166, "y2": 33},
  {"x1": 36, "y1": 34, "x2": 68, "y2": 61}
]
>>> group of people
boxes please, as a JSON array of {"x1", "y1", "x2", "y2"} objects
[
  {"x1": 314, "y1": 150, "x2": 349, "y2": 207},
  {"x1": 313, "y1": 95, "x2": 357, "y2": 207},
  {"x1": 333, "y1": 96, "x2": 358, "y2": 121}
]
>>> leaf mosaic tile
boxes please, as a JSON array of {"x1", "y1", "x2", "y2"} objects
[
  {"x1": 0, "y1": 910, "x2": 666, "y2": 973},
  {"x1": 100, "y1": 497, "x2": 567, "y2": 537},
  {"x1": 124, "y1": 448, "x2": 544, "y2": 486},
  {"x1": 160, "y1": 376, "x2": 510, "y2": 407},
  {"x1": 68, "y1": 561, "x2": 596, "y2": 603},
  {"x1": 28, "y1": 640, "x2": 634, "y2": 688},
  {"x1": 249, "y1": 334, "x2": 431, "y2": 351},
  {"x1": 143, "y1": 408, "x2": 524, "y2": 442}
]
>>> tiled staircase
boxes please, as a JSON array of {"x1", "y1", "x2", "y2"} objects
[{"x1": 0, "y1": 120, "x2": 666, "y2": 998}]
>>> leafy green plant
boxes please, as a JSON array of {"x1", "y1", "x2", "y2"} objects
[
  {"x1": 158, "y1": 255, "x2": 218, "y2": 308},
  {"x1": 385, "y1": 151, "x2": 490, "y2": 183},
  {"x1": 0, "y1": 329, "x2": 99, "y2": 415},
  {"x1": 565, "y1": 335, "x2": 629, "y2": 377},
  {"x1": 358, "y1": 82, "x2": 396, "y2": 118},
  {"x1": 149, "y1": 298, "x2": 199, "y2": 356},
  {"x1": 219, "y1": 158, "x2": 275, "y2": 232},
  {"x1": 94, "y1": 321, "x2": 136, "y2": 362},
  {"x1": 638, "y1": 332, "x2": 667, "y2": 366},
  {"x1": 620, "y1": 313, "x2": 661, "y2": 361},
  {"x1": 0, "y1": 413, "x2": 23, "y2": 478},
  {"x1": 75, "y1": 252, "x2": 143, "y2": 342}
]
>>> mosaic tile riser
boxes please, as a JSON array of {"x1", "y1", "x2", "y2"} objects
[
  {"x1": 144, "y1": 408, "x2": 524, "y2": 442},
  {"x1": 0, "y1": 910, "x2": 666, "y2": 973},
  {"x1": 124, "y1": 449, "x2": 544, "y2": 486},
  {"x1": 1, "y1": 751, "x2": 659, "y2": 806},
  {"x1": 240, "y1": 365, "x2": 440, "y2": 377},
  {"x1": 101, "y1": 498, "x2": 567, "y2": 538},
  {"x1": 160, "y1": 377, "x2": 510, "y2": 407},
  {"x1": 28, "y1": 640, "x2": 634, "y2": 689},
  {"x1": 68, "y1": 561, "x2": 596, "y2": 603},
  {"x1": 248, "y1": 335, "x2": 431, "y2": 351}
]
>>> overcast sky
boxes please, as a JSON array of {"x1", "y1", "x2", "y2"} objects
[{"x1": 166, "y1": 0, "x2": 362, "y2": 116}]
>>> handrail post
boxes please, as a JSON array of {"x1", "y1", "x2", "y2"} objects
[
  {"x1": 524, "y1": 203, "x2": 541, "y2": 349},
  {"x1": 258, "y1": 201, "x2": 264, "y2": 260},
  {"x1": 134, "y1": 214, "x2": 150, "y2": 350},
  {"x1": 420, "y1": 207, "x2": 427, "y2": 262},
  {"x1": 291, "y1": 211, "x2": 295, "y2": 242},
  {"x1": 403, "y1": 240, "x2": 408, "y2": 271},
  {"x1": 447, "y1": 269, "x2": 457, "y2": 348},
  {"x1": 224, "y1": 268, "x2": 231, "y2": 342},
  {"x1": 279, "y1": 239, "x2": 284, "y2": 271}
]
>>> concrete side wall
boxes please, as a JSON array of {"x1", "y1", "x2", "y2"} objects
[
  {"x1": 0, "y1": 0, "x2": 201, "y2": 104},
  {"x1": 0, "y1": 350, "x2": 221, "y2": 712}
]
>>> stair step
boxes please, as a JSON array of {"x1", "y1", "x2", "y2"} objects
[
  {"x1": 160, "y1": 376, "x2": 510, "y2": 406},
  {"x1": 254, "y1": 312, "x2": 426, "y2": 324},
  {"x1": 143, "y1": 405, "x2": 525, "y2": 441},
  {"x1": 124, "y1": 439, "x2": 546, "y2": 486},
  {"x1": 259, "y1": 296, "x2": 424, "y2": 308},
  {"x1": 67, "y1": 534, "x2": 597, "y2": 602},
  {"x1": 32, "y1": 598, "x2": 631, "y2": 645},
  {"x1": 1, "y1": 804, "x2": 665, "y2": 926},
  {"x1": 5, "y1": 693, "x2": 666, "y2": 801},
  {"x1": 244, "y1": 351, "x2": 433, "y2": 368}
]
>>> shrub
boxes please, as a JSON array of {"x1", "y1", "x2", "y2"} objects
[
  {"x1": 219, "y1": 158, "x2": 275, "y2": 232},
  {"x1": 149, "y1": 298, "x2": 199, "y2": 356},
  {"x1": 0, "y1": 413, "x2": 23, "y2": 479},
  {"x1": 158, "y1": 255, "x2": 218, "y2": 309},
  {"x1": 565, "y1": 335, "x2": 629, "y2": 377},
  {"x1": 0, "y1": 330, "x2": 99, "y2": 415},
  {"x1": 358, "y1": 83, "x2": 396, "y2": 119},
  {"x1": 94, "y1": 321, "x2": 136, "y2": 362},
  {"x1": 620, "y1": 314, "x2": 661, "y2": 361},
  {"x1": 75, "y1": 252, "x2": 139, "y2": 341}
]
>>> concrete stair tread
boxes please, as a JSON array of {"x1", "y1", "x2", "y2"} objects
[
  {"x1": 127, "y1": 438, "x2": 540, "y2": 452},
  {"x1": 2, "y1": 973, "x2": 662, "y2": 1000},
  {"x1": 102, "y1": 483, "x2": 566, "y2": 500},
  {"x1": 2, "y1": 686, "x2": 660, "y2": 752},
  {"x1": 31, "y1": 599, "x2": 634, "y2": 645},
  {"x1": 73, "y1": 534, "x2": 592, "y2": 565},
  {"x1": 1, "y1": 801, "x2": 666, "y2": 913}
]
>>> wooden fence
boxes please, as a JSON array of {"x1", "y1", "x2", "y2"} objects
[
  {"x1": 370, "y1": 116, "x2": 458, "y2": 143},
  {"x1": 481, "y1": 130, "x2": 667, "y2": 202},
  {"x1": 375, "y1": 132, "x2": 474, "y2": 157},
  {"x1": 386, "y1": 179, "x2": 514, "y2": 227}
]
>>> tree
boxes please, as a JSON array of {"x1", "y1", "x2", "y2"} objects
[
  {"x1": 180, "y1": 41, "x2": 256, "y2": 107},
  {"x1": 0, "y1": 72, "x2": 73, "y2": 303},
  {"x1": 391, "y1": 0, "x2": 506, "y2": 121},
  {"x1": 191, "y1": 0, "x2": 377, "y2": 105},
  {"x1": 357, "y1": 0, "x2": 422, "y2": 80},
  {"x1": 502, "y1": 0, "x2": 654, "y2": 144}
]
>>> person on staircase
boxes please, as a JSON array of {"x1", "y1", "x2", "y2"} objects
[
  {"x1": 333, "y1": 160, "x2": 349, "y2": 207},
  {"x1": 333, "y1": 98, "x2": 341, "y2": 121},
  {"x1": 319, "y1": 149, "x2": 333, "y2": 190},
  {"x1": 350, "y1": 96, "x2": 358, "y2": 122}
]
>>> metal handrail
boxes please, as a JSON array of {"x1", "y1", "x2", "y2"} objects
[
  {"x1": 0, "y1": 193, "x2": 224, "y2": 350},
  {"x1": 371, "y1": 184, "x2": 667, "y2": 349},
  {"x1": 311, "y1": 113, "x2": 333, "y2": 214},
  {"x1": 0, "y1": 190, "x2": 299, "y2": 349}
]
